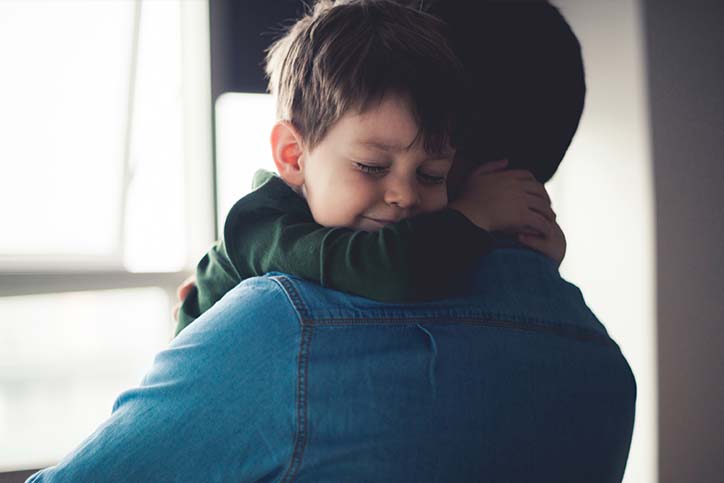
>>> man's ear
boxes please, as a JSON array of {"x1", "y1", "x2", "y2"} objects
[{"x1": 271, "y1": 121, "x2": 305, "y2": 187}]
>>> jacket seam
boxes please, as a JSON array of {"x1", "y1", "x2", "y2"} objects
[
  {"x1": 272, "y1": 275, "x2": 311, "y2": 320},
  {"x1": 273, "y1": 276, "x2": 312, "y2": 483},
  {"x1": 271, "y1": 273, "x2": 612, "y2": 345},
  {"x1": 306, "y1": 316, "x2": 612, "y2": 345}
]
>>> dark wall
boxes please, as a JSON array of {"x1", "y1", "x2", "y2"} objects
[
  {"x1": 209, "y1": 0, "x2": 306, "y2": 99},
  {"x1": 643, "y1": 1, "x2": 724, "y2": 481},
  {"x1": 0, "y1": 469, "x2": 38, "y2": 483}
]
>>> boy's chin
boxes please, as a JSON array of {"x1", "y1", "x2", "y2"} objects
[{"x1": 355, "y1": 216, "x2": 393, "y2": 232}]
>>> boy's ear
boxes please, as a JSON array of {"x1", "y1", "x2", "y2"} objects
[{"x1": 271, "y1": 121, "x2": 305, "y2": 187}]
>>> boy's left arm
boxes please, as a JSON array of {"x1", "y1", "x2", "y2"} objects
[
  {"x1": 208, "y1": 174, "x2": 495, "y2": 304},
  {"x1": 174, "y1": 239, "x2": 241, "y2": 335}
]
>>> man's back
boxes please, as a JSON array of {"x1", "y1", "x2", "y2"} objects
[
  {"x1": 29, "y1": 248, "x2": 635, "y2": 483},
  {"x1": 284, "y1": 248, "x2": 635, "y2": 482}
]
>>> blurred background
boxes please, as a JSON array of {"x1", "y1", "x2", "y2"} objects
[{"x1": 0, "y1": 1, "x2": 722, "y2": 482}]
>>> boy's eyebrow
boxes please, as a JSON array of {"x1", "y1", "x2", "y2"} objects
[
  {"x1": 357, "y1": 139, "x2": 409, "y2": 151},
  {"x1": 356, "y1": 139, "x2": 454, "y2": 159}
]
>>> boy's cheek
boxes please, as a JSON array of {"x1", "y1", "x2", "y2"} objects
[{"x1": 423, "y1": 190, "x2": 449, "y2": 212}]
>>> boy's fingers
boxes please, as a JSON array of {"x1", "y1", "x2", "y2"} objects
[
  {"x1": 517, "y1": 233, "x2": 549, "y2": 254},
  {"x1": 473, "y1": 159, "x2": 508, "y2": 175},
  {"x1": 176, "y1": 275, "x2": 196, "y2": 301},
  {"x1": 518, "y1": 226, "x2": 541, "y2": 235},
  {"x1": 523, "y1": 210, "x2": 552, "y2": 237},
  {"x1": 505, "y1": 169, "x2": 536, "y2": 181},
  {"x1": 521, "y1": 180, "x2": 552, "y2": 204},
  {"x1": 528, "y1": 196, "x2": 556, "y2": 221},
  {"x1": 172, "y1": 303, "x2": 180, "y2": 322}
]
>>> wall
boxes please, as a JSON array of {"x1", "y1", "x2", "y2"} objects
[{"x1": 642, "y1": 1, "x2": 724, "y2": 481}]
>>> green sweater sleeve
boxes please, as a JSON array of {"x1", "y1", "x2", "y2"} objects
[
  {"x1": 228, "y1": 207, "x2": 494, "y2": 303},
  {"x1": 176, "y1": 171, "x2": 494, "y2": 335},
  {"x1": 175, "y1": 239, "x2": 240, "y2": 335},
  {"x1": 222, "y1": 173, "x2": 494, "y2": 302}
]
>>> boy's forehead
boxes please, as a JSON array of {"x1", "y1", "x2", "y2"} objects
[
  {"x1": 330, "y1": 93, "x2": 454, "y2": 158},
  {"x1": 344, "y1": 96, "x2": 420, "y2": 147}
]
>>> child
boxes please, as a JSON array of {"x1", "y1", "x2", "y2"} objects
[{"x1": 176, "y1": 0, "x2": 560, "y2": 335}]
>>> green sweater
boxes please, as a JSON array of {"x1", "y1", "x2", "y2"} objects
[{"x1": 176, "y1": 170, "x2": 494, "y2": 335}]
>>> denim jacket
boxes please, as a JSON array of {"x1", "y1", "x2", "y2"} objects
[{"x1": 28, "y1": 247, "x2": 636, "y2": 483}]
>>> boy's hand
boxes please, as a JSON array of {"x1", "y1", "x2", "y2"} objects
[
  {"x1": 448, "y1": 159, "x2": 556, "y2": 237},
  {"x1": 518, "y1": 215, "x2": 567, "y2": 267},
  {"x1": 172, "y1": 275, "x2": 196, "y2": 321}
]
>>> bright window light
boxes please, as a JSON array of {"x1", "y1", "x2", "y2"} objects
[
  {"x1": 122, "y1": 0, "x2": 186, "y2": 272},
  {"x1": 0, "y1": 0, "x2": 211, "y2": 472},
  {"x1": 0, "y1": 0, "x2": 195, "y2": 272},
  {"x1": 0, "y1": 1, "x2": 133, "y2": 257},
  {"x1": 214, "y1": 93, "x2": 277, "y2": 237},
  {"x1": 0, "y1": 288, "x2": 171, "y2": 472}
]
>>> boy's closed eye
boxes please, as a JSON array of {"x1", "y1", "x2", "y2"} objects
[{"x1": 352, "y1": 162, "x2": 448, "y2": 185}]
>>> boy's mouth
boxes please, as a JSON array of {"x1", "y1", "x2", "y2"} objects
[{"x1": 361, "y1": 216, "x2": 398, "y2": 226}]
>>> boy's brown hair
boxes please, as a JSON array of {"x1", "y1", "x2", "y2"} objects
[{"x1": 265, "y1": 0, "x2": 466, "y2": 155}]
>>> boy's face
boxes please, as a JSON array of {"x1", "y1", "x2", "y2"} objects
[{"x1": 300, "y1": 94, "x2": 454, "y2": 231}]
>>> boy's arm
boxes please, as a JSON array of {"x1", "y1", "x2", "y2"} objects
[
  {"x1": 226, "y1": 205, "x2": 494, "y2": 303},
  {"x1": 223, "y1": 173, "x2": 504, "y2": 302},
  {"x1": 222, "y1": 167, "x2": 558, "y2": 303},
  {"x1": 175, "y1": 239, "x2": 241, "y2": 335},
  {"x1": 179, "y1": 165, "x2": 560, "y2": 325},
  {"x1": 176, "y1": 187, "x2": 492, "y2": 335}
]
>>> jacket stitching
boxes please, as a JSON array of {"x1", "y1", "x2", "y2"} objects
[
  {"x1": 275, "y1": 277, "x2": 312, "y2": 483},
  {"x1": 307, "y1": 316, "x2": 611, "y2": 344},
  {"x1": 272, "y1": 275, "x2": 311, "y2": 321},
  {"x1": 271, "y1": 272, "x2": 611, "y2": 344}
]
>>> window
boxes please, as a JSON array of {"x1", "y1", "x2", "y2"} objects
[
  {"x1": 0, "y1": 289, "x2": 170, "y2": 469},
  {"x1": 0, "y1": 1, "x2": 133, "y2": 261},
  {"x1": 0, "y1": 0, "x2": 213, "y2": 471}
]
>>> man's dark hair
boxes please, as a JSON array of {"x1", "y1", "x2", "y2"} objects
[
  {"x1": 265, "y1": 0, "x2": 466, "y2": 155},
  {"x1": 424, "y1": 0, "x2": 586, "y2": 182}
]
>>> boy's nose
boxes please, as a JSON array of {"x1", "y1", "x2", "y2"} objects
[{"x1": 384, "y1": 176, "x2": 420, "y2": 209}]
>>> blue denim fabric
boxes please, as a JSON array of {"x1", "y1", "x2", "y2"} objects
[{"x1": 28, "y1": 248, "x2": 636, "y2": 482}]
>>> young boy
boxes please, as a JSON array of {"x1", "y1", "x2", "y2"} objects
[{"x1": 175, "y1": 0, "x2": 560, "y2": 335}]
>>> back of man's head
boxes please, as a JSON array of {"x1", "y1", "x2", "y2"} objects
[{"x1": 424, "y1": 0, "x2": 586, "y2": 183}]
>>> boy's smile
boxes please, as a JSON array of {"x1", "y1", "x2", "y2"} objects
[{"x1": 297, "y1": 94, "x2": 455, "y2": 231}]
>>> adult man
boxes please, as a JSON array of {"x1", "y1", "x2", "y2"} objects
[{"x1": 28, "y1": 2, "x2": 635, "y2": 482}]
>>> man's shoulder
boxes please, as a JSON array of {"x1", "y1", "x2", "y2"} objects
[
  {"x1": 27, "y1": 275, "x2": 303, "y2": 483},
  {"x1": 173, "y1": 275, "x2": 303, "y2": 347}
]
